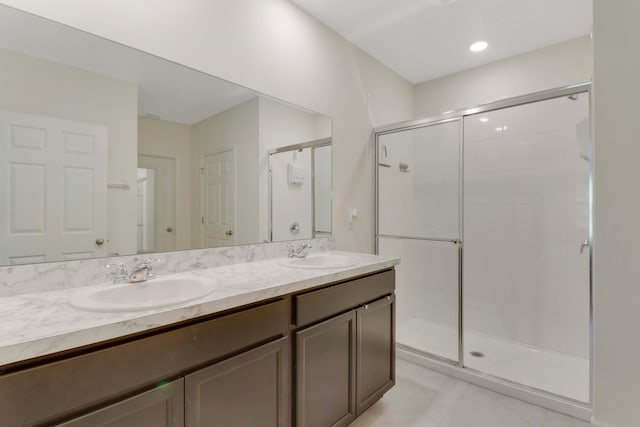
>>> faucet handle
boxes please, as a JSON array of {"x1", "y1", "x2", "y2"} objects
[
  {"x1": 103, "y1": 262, "x2": 128, "y2": 283},
  {"x1": 139, "y1": 258, "x2": 166, "y2": 280},
  {"x1": 300, "y1": 243, "x2": 312, "y2": 256}
]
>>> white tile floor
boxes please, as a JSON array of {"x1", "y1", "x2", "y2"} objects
[
  {"x1": 351, "y1": 359, "x2": 592, "y2": 427},
  {"x1": 396, "y1": 317, "x2": 589, "y2": 402}
]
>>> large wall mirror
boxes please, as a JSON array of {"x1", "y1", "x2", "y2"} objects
[{"x1": 0, "y1": 5, "x2": 332, "y2": 266}]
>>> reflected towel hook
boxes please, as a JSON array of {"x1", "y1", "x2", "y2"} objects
[
  {"x1": 378, "y1": 144, "x2": 391, "y2": 168},
  {"x1": 108, "y1": 179, "x2": 130, "y2": 190}
]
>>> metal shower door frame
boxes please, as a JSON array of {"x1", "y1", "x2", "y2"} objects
[{"x1": 374, "y1": 81, "x2": 593, "y2": 407}]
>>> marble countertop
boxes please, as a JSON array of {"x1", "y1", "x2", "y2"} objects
[{"x1": 0, "y1": 251, "x2": 398, "y2": 367}]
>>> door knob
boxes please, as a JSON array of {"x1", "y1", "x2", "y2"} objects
[
  {"x1": 166, "y1": 227, "x2": 173, "y2": 232},
  {"x1": 95, "y1": 238, "x2": 105, "y2": 246},
  {"x1": 290, "y1": 222, "x2": 300, "y2": 234},
  {"x1": 226, "y1": 230, "x2": 233, "y2": 236}
]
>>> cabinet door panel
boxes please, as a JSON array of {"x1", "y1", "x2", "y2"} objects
[
  {"x1": 185, "y1": 337, "x2": 289, "y2": 427},
  {"x1": 59, "y1": 378, "x2": 184, "y2": 427},
  {"x1": 356, "y1": 295, "x2": 395, "y2": 415},
  {"x1": 296, "y1": 311, "x2": 356, "y2": 427}
]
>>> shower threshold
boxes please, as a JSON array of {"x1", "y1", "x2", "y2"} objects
[{"x1": 396, "y1": 317, "x2": 590, "y2": 417}]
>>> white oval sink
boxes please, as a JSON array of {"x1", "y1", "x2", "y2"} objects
[
  {"x1": 281, "y1": 254, "x2": 357, "y2": 269},
  {"x1": 70, "y1": 274, "x2": 214, "y2": 312}
]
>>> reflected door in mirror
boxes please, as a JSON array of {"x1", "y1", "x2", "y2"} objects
[
  {"x1": 137, "y1": 155, "x2": 176, "y2": 253},
  {"x1": 0, "y1": 111, "x2": 107, "y2": 265},
  {"x1": 202, "y1": 150, "x2": 235, "y2": 248}
]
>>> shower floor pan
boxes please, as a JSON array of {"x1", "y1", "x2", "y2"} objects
[{"x1": 396, "y1": 317, "x2": 589, "y2": 403}]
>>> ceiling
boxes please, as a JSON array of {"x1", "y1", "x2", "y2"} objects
[
  {"x1": 0, "y1": 5, "x2": 257, "y2": 125},
  {"x1": 291, "y1": 0, "x2": 593, "y2": 84}
]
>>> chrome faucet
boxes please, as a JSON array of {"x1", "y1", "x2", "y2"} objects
[
  {"x1": 287, "y1": 243, "x2": 312, "y2": 258},
  {"x1": 128, "y1": 258, "x2": 166, "y2": 283},
  {"x1": 103, "y1": 258, "x2": 166, "y2": 284}
]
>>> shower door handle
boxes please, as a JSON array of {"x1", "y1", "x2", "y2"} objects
[{"x1": 580, "y1": 239, "x2": 590, "y2": 254}]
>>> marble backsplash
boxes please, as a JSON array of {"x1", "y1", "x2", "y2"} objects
[{"x1": 0, "y1": 238, "x2": 335, "y2": 297}]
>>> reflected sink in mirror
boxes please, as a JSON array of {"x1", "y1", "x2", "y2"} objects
[
  {"x1": 69, "y1": 275, "x2": 215, "y2": 312},
  {"x1": 281, "y1": 254, "x2": 357, "y2": 269}
]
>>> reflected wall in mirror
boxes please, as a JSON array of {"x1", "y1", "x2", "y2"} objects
[{"x1": 0, "y1": 5, "x2": 332, "y2": 266}]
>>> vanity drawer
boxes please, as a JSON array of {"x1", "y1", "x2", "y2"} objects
[
  {"x1": 0, "y1": 298, "x2": 288, "y2": 426},
  {"x1": 294, "y1": 269, "x2": 394, "y2": 327}
]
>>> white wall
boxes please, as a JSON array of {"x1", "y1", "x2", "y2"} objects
[
  {"x1": 0, "y1": 0, "x2": 415, "y2": 253},
  {"x1": 0, "y1": 47, "x2": 138, "y2": 256},
  {"x1": 190, "y1": 97, "x2": 260, "y2": 247},
  {"x1": 137, "y1": 116, "x2": 192, "y2": 250},
  {"x1": 592, "y1": 1, "x2": 640, "y2": 426},
  {"x1": 414, "y1": 37, "x2": 592, "y2": 118}
]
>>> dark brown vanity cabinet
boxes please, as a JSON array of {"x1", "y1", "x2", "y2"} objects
[
  {"x1": 0, "y1": 267, "x2": 395, "y2": 427},
  {"x1": 294, "y1": 270, "x2": 395, "y2": 427},
  {"x1": 58, "y1": 338, "x2": 289, "y2": 427},
  {"x1": 0, "y1": 299, "x2": 289, "y2": 427}
]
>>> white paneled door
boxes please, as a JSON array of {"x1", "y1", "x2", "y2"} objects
[
  {"x1": 0, "y1": 111, "x2": 107, "y2": 265},
  {"x1": 202, "y1": 149, "x2": 235, "y2": 248}
]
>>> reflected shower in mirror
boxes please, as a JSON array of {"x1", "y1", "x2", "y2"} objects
[
  {"x1": 269, "y1": 141, "x2": 332, "y2": 242},
  {"x1": 0, "y1": 4, "x2": 332, "y2": 266}
]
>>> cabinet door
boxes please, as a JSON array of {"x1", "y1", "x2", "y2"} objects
[
  {"x1": 356, "y1": 295, "x2": 395, "y2": 415},
  {"x1": 296, "y1": 310, "x2": 356, "y2": 427},
  {"x1": 185, "y1": 337, "x2": 289, "y2": 427},
  {"x1": 58, "y1": 378, "x2": 184, "y2": 427}
]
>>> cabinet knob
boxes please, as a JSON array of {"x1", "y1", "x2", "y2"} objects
[
  {"x1": 95, "y1": 238, "x2": 105, "y2": 246},
  {"x1": 226, "y1": 230, "x2": 233, "y2": 236},
  {"x1": 166, "y1": 227, "x2": 173, "y2": 232},
  {"x1": 363, "y1": 304, "x2": 369, "y2": 310}
]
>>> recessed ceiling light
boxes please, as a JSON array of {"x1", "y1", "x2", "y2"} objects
[{"x1": 469, "y1": 41, "x2": 488, "y2": 52}]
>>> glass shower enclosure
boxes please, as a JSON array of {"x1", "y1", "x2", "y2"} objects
[
  {"x1": 377, "y1": 119, "x2": 462, "y2": 363},
  {"x1": 376, "y1": 84, "x2": 591, "y2": 407}
]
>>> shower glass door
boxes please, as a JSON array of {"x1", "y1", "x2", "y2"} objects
[
  {"x1": 462, "y1": 93, "x2": 590, "y2": 402},
  {"x1": 377, "y1": 119, "x2": 461, "y2": 363}
]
